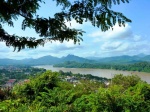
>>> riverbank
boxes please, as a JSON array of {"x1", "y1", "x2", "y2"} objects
[{"x1": 33, "y1": 65, "x2": 150, "y2": 83}]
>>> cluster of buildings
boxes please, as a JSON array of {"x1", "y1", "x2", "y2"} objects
[
  {"x1": 0, "y1": 79, "x2": 30, "y2": 90},
  {"x1": 0, "y1": 79, "x2": 16, "y2": 89},
  {"x1": 0, "y1": 66, "x2": 24, "y2": 72}
]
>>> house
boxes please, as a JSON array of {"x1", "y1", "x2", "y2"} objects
[
  {"x1": 5, "y1": 79, "x2": 16, "y2": 88},
  {"x1": 17, "y1": 79, "x2": 30, "y2": 85},
  {"x1": 65, "y1": 76, "x2": 78, "y2": 83}
]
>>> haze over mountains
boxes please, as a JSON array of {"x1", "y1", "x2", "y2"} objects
[{"x1": 0, "y1": 54, "x2": 150, "y2": 65}]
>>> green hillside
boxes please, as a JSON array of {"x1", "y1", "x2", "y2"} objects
[
  {"x1": 54, "y1": 61, "x2": 150, "y2": 73},
  {"x1": 0, "y1": 71, "x2": 150, "y2": 111}
]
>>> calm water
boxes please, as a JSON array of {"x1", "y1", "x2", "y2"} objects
[{"x1": 34, "y1": 65, "x2": 150, "y2": 83}]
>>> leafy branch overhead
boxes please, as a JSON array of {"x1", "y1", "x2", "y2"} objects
[{"x1": 0, "y1": 0, "x2": 131, "y2": 51}]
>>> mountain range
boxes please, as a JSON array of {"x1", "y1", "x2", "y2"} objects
[
  {"x1": 0, "y1": 54, "x2": 93, "y2": 65},
  {"x1": 0, "y1": 54, "x2": 150, "y2": 65}
]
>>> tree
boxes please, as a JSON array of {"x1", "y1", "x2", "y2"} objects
[
  {"x1": 111, "y1": 74, "x2": 142, "y2": 89},
  {"x1": 0, "y1": 0, "x2": 131, "y2": 51}
]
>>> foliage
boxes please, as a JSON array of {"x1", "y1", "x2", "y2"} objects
[
  {"x1": 54, "y1": 61, "x2": 150, "y2": 73},
  {"x1": 111, "y1": 74, "x2": 142, "y2": 89},
  {"x1": 0, "y1": 0, "x2": 131, "y2": 51},
  {"x1": 73, "y1": 82, "x2": 150, "y2": 112},
  {"x1": 0, "y1": 89, "x2": 5, "y2": 100},
  {"x1": 1, "y1": 71, "x2": 150, "y2": 112},
  {"x1": 13, "y1": 70, "x2": 59, "y2": 100}
]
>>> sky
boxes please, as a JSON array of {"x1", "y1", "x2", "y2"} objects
[{"x1": 0, "y1": 0, "x2": 150, "y2": 59}]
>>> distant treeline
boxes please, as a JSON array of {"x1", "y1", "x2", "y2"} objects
[{"x1": 54, "y1": 61, "x2": 150, "y2": 73}]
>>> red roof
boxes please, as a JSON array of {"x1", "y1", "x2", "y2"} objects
[{"x1": 7, "y1": 79, "x2": 16, "y2": 83}]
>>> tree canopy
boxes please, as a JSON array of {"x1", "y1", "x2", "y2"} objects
[
  {"x1": 1, "y1": 71, "x2": 150, "y2": 111},
  {"x1": 0, "y1": 0, "x2": 131, "y2": 51}
]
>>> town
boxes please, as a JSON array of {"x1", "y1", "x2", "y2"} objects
[
  {"x1": 0, "y1": 65, "x2": 46, "y2": 88},
  {"x1": 0, "y1": 65, "x2": 110, "y2": 90}
]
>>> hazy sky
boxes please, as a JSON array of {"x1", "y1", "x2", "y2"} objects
[{"x1": 1, "y1": 0, "x2": 150, "y2": 59}]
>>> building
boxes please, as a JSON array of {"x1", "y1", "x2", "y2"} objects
[{"x1": 5, "y1": 79, "x2": 16, "y2": 88}]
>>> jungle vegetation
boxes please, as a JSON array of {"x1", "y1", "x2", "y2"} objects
[{"x1": 0, "y1": 71, "x2": 150, "y2": 112}]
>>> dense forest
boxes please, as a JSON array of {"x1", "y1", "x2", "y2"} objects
[
  {"x1": 0, "y1": 71, "x2": 150, "y2": 111},
  {"x1": 54, "y1": 61, "x2": 150, "y2": 73}
]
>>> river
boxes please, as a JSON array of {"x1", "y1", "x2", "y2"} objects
[{"x1": 33, "y1": 65, "x2": 150, "y2": 83}]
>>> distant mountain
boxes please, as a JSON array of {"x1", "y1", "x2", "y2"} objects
[
  {"x1": 86, "y1": 54, "x2": 146, "y2": 61},
  {"x1": 27, "y1": 55, "x2": 60, "y2": 65},
  {"x1": 141, "y1": 55, "x2": 150, "y2": 62},
  {"x1": 0, "y1": 54, "x2": 150, "y2": 65},
  {"x1": 0, "y1": 55, "x2": 59, "y2": 65},
  {"x1": 0, "y1": 58, "x2": 21, "y2": 65},
  {"x1": 86, "y1": 57, "x2": 102, "y2": 60},
  {"x1": 0, "y1": 54, "x2": 93, "y2": 65},
  {"x1": 94, "y1": 55, "x2": 150, "y2": 64},
  {"x1": 60, "y1": 54, "x2": 93, "y2": 63},
  {"x1": 96, "y1": 55, "x2": 135, "y2": 64},
  {"x1": 134, "y1": 53, "x2": 146, "y2": 58}
]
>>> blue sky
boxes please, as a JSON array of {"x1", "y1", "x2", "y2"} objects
[{"x1": 0, "y1": 0, "x2": 150, "y2": 59}]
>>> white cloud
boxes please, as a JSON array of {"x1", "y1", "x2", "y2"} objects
[
  {"x1": 88, "y1": 24, "x2": 132, "y2": 42},
  {"x1": 133, "y1": 35, "x2": 141, "y2": 41},
  {"x1": 101, "y1": 41, "x2": 123, "y2": 50},
  {"x1": 0, "y1": 42, "x2": 12, "y2": 52},
  {"x1": 65, "y1": 20, "x2": 82, "y2": 29},
  {"x1": 83, "y1": 23, "x2": 150, "y2": 57},
  {"x1": 0, "y1": 40, "x2": 84, "y2": 59},
  {"x1": 96, "y1": 35, "x2": 149, "y2": 57},
  {"x1": 1, "y1": 20, "x2": 150, "y2": 59}
]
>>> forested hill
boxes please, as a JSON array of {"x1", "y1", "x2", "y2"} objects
[
  {"x1": 54, "y1": 61, "x2": 150, "y2": 73},
  {"x1": 92, "y1": 54, "x2": 150, "y2": 64},
  {"x1": 0, "y1": 54, "x2": 150, "y2": 65},
  {"x1": 0, "y1": 54, "x2": 93, "y2": 65}
]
